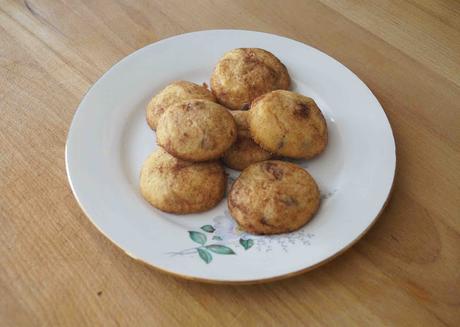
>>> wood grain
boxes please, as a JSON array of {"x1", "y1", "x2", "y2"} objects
[{"x1": 1, "y1": 0, "x2": 459, "y2": 326}]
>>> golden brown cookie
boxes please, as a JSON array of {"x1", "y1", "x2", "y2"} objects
[
  {"x1": 146, "y1": 81, "x2": 215, "y2": 129},
  {"x1": 248, "y1": 90, "x2": 328, "y2": 159},
  {"x1": 210, "y1": 48, "x2": 290, "y2": 110},
  {"x1": 223, "y1": 110, "x2": 272, "y2": 170},
  {"x1": 156, "y1": 99, "x2": 237, "y2": 161},
  {"x1": 228, "y1": 161, "x2": 320, "y2": 235},
  {"x1": 229, "y1": 110, "x2": 250, "y2": 132},
  {"x1": 140, "y1": 148, "x2": 226, "y2": 214}
]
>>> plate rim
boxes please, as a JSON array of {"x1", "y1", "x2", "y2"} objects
[{"x1": 65, "y1": 29, "x2": 396, "y2": 284}]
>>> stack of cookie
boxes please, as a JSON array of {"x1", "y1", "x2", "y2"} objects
[{"x1": 140, "y1": 48, "x2": 328, "y2": 235}]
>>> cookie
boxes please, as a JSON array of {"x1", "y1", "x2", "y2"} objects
[
  {"x1": 229, "y1": 110, "x2": 250, "y2": 132},
  {"x1": 146, "y1": 81, "x2": 215, "y2": 129},
  {"x1": 140, "y1": 148, "x2": 226, "y2": 214},
  {"x1": 228, "y1": 161, "x2": 320, "y2": 235},
  {"x1": 210, "y1": 48, "x2": 290, "y2": 110},
  {"x1": 223, "y1": 136, "x2": 272, "y2": 171},
  {"x1": 248, "y1": 90, "x2": 328, "y2": 159},
  {"x1": 156, "y1": 99, "x2": 237, "y2": 161},
  {"x1": 223, "y1": 110, "x2": 272, "y2": 170}
]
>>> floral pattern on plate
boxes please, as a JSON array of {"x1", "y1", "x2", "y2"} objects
[{"x1": 167, "y1": 210, "x2": 315, "y2": 264}]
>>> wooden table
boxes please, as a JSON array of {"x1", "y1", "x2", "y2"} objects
[{"x1": 1, "y1": 0, "x2": 459, "y2": 325}]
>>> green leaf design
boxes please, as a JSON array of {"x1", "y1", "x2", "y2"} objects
[
  {"x1": 212, "y1": 236, "x2": 223, "y2": 241},
  {"x1": 239, "y1": 238, "x2": 254, "y2": 250},
  {"x1": 189, "y1": 231, "x2": 207, "y2": 245},
  {"x1": 200, "y1": 225, "x2": 215, "y2": 233},
  {"x1": 197, "y1": 248, "x2": 212, "y2": 264},
  {"x1": 205, "y1": 244, "x2": 235, "y2": 255}
]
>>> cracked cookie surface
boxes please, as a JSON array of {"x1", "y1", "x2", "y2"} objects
[
  {"x1": 228, "y1": 160, "x2": 320, "y2": 234},
  {"x1": 211, "y1": 48, "x2": 290, "y2": 110},
  {"x1": 248, "y1": 90, "x2": 328, "y2": 159},
  {"x1": 157, "y1": 99, "x2": 237, "y2": 161},
  {"x1": 140, "y1": 148, "x2": 226, "y2": 214},
  {"x1": 146, "y1": 81, "x2": 216, "y2": 130}
]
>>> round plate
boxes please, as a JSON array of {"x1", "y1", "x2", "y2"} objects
[{"x1": 66, "y1": 30, "x2": 395, "y2": 283}]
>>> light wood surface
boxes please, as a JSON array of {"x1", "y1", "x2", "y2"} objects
[{"x1": 1, "y1": 0, "x2": 459, "y2": 325}]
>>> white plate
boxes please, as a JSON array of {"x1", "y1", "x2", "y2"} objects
[{"x1": 66, "y1": 30, "x2": 395, "y2": 283}]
